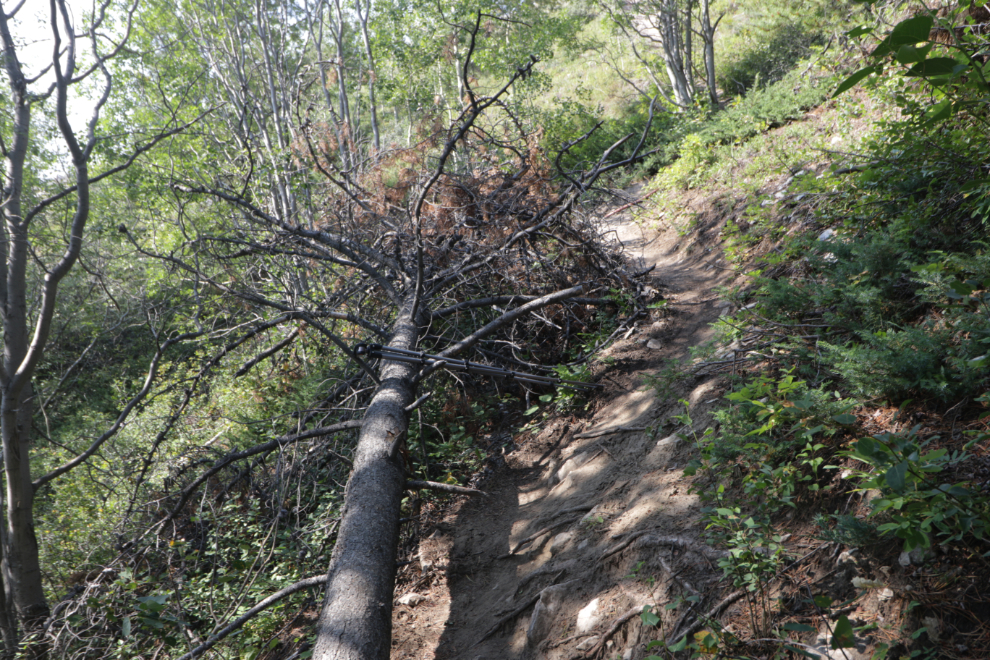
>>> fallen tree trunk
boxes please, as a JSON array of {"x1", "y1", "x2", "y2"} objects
[
  {"x1": 312, "y1": 300, "x2": 421, "y2": 660},
  {"x1": 313, "y1": 286, "x2": 588, "y2": 658}
]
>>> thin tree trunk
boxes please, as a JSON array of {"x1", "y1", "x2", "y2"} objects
[
  {"x1": 331, "y1": 0, "x2": 352, "y2": 161},
  {"x1": 683, "y1": 0, "x2": 695, "y2": 98},
  {"x1": 700, "y1": 0, "x2": 719, "y2": 106},
  {"x1": 355, "y1": 0, "x2": 380, "y2": 152}
]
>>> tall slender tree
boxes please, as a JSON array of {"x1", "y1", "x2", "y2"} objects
[{"x1": 0, "y1": 0, "x2": 196, "y2": 652}]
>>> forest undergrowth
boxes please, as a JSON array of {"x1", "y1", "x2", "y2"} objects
[
  {"x1": 11, "y1": 0, "x2": 990, "y2": 659},
  {"x1": 623, "y1": 5, "x2": 990, "y2": 659}
]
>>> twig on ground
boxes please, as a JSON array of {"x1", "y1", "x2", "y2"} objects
[
  {"x1": 405, "y1": 480, "x2": 487, "y2": 497},
  {"x1": 583, "y1": 605, "x2": 645, "y2": 658}
]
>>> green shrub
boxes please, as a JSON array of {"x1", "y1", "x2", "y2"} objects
[{"x1": 715, "y1": 0, "x2": 856, "y2": 94}]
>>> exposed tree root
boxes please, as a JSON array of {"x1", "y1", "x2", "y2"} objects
[
  {"x1": 581, "y1": 605, "x2": 644, "y2": 658},
  {"x1": 473, "y1": 577, "x2": 574, "y2": 648},
  {"x1": 516, "y1": 559, "x2": 577, "y2": 596},
  {"x1": 497, "y1": 514, "x2": 582, "y2": 558},
  {"x1": 601, "y1": 532, "x2": 727, "y2": 561},
  {"x1": 573, "y1": 425, "x2": 649, "y2": 439},
  {"x1": 474, "y1": 592, "x2": 542, "y2": 647}
]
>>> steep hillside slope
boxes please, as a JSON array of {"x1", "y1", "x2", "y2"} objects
[{"x1": 390, "y1": 71, "x2": 990, "y2": 658}]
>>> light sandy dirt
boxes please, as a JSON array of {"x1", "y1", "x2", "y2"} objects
[{"x1": 390, "y1": 186, "x2": 742, "y2": 660}]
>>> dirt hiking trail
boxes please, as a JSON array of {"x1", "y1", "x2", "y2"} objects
[{"x1": 390, "y1": 187, "x2": 740, "y2": 660}]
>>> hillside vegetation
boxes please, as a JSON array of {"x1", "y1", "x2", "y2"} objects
[{"x1": 0, "y1": 0, "x2": 988, "y2": 658}]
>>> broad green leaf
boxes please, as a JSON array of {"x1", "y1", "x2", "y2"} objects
[
  {"x1": 832, "y1": 413, "x2": 857, "y2": 425},
  {"x1": 122, "y1": 616, "x2": 131, "y2": 639},
  {"x1": 847, "y1": 25, "x2": 874, "y2": 38},
  {"x1": 872, "y1": 642, "x2": 891, "y2": 660},
  {"x1": 854, "y1": 437, "x2": 878, "y2": 459},
  {"x1": 833, "y1": 66, "x2": 878, "y2": 97},
  {"x1": 905, "y1": 57, "x2": 964, "y2": 78},
  {"x1": 831, "y1": 616, "x2": 856, "y2": 649},
  {"x1": 895, "y1": 43, "x2": 932, "y2": 64},
  {"x1": 783, "y1": 622, "x2": 816, "y2": 632},
  {"x1": 886, "y1": 461, "x2": 908, "y2": 493},
  {"x1": 640, "y1": 605, "x2": 660, "y2": 627},
  {"x1": 949, "y1": 280, "x2": 976, "y2": 297},
  {"x1": 925, "y1": 99, "x2": 953, "y2": 123},
  {"x1": 814, "y1": 594, "x2": 834, "y2": 609},
  {"x1": 872, "y1": 16, "x2": 934, "y2": 59}
]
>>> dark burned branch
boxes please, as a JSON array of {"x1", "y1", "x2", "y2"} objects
[
  {"x1": 296, "y1": 312, "x2": 381, "y2": 386},
  {"x1": 432, "y1": 295, "x2": 611, "y2": 319},
  {"x1": 404, "y1": 392, "x2": 432, "y2": 412},
  {"x1": 411, "y1": 15, "x2": 537, "y2": 225},
  {"x1": 428, "y1": 110, "x2": 658, "y2": 298},
  {"x1": 405, "y1": 480, "x2": 486, "y2": 497},
  {"x1": 176, "y1": 575, "x2": 326, "y2": 660},
  {"x1": 436, "y1": 284, "x2": 586, "y2": 362},
  {"x1": 169, "y1": 184, "x2": 403, "y2": 305},
  {"x1": 158, "y1": 421, "x2": 362, "y2": 529},
  {"x1": 125, "y1": 234, "x2": 385, "y2": 385}
]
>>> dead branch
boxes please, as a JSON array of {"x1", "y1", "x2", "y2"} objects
[
  {"x1": 176, "y1": 575, "x2": 326, "y2": 660},
  {"x1": 405, "y1": 480, "x2": 487, "y2": 497},
  {"x1": 601, "y1": 186, "x2": 661, "y2": 220},
  {"x1": 234, "y1": 326, "x2": 300, "y2": 377}
]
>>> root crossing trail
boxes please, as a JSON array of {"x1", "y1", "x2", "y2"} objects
[{"x1": 390, "y1": 186, "x2": 739, "y2": 660}]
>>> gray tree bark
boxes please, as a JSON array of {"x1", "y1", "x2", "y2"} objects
[{"x1": 312, "y1": 299, "x2": 421, "y2": 660}]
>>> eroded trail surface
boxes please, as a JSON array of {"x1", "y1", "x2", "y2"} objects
[{"x1": 391, "y1": 189, "x2": 740, "y2": 660}]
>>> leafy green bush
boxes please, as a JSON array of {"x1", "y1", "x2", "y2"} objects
[
  {"x1": 698, "y1": 65, "x2": 838, "y2": 146},
  {"x1": 820, "y1": 323, "x2": 978, "y2": 401},
  {"x1": 813, "y1": 513, "x2": 881, "y2": 547},
  {"x1": 715, "y1": 0, "x2": 856, "y2": 94},
  {"x1": 705, "y1": 372, "x2": 851, "y2": 465},
  {"x1": 843, "y1": 427, "x2": 990, "y2": 552}
]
